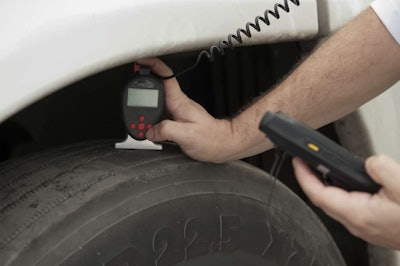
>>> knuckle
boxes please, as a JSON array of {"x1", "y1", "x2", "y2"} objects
[
  {"x1": 157, "y1": 120, "x2": 170, "y2": 133},
  {"x1": 158, "y1": 120, "x2": 169, "y2": 128}
]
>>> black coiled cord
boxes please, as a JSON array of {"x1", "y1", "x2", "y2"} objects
[{"x1": 159, "y1": 0, "x2": 301, "y2": 80}]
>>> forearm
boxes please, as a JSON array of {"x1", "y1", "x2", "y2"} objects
[{"x1": 227, "y1": 7, "x2": 400, "y2": 160}]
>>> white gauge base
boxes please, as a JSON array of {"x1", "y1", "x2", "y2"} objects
[{"x1": 115, "y1": 135, "x2": 162, "y2": 150}]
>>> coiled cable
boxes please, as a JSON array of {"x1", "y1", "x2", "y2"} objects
[{"x1": 159, "y1": 0, "x2": 301, "y2": 79}]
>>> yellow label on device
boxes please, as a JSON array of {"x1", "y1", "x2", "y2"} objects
[{"x1": 307, "y1": 143, "x2": 320, "y2": 152}]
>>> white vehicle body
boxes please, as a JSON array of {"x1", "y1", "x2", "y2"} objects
[
  {"x1": 0, "y1": 0, "x2": 399, "y2": 264},
  {"x1": 0, "y1": 0, "x2": 375, "y2": 122}
]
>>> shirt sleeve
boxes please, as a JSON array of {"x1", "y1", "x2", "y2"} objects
[{"x1": 371, "y1": 0, "x2": 400, "y2": 45}]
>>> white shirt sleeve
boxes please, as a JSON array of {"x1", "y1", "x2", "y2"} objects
[{"x1": 371, "y1": 0, "x2": 400, "y2": 45}]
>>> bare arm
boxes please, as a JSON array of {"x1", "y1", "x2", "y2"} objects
[
  {"x1": 229, "y1": 7, "x2": 400, "y2": 160},
  {"x1": 142, "y1": 7, "x2": 400, "y2": 163}
]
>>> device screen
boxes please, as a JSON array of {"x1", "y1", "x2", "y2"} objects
[{"x1": 127, "y1": 88, "x2": 159, "y2": 108}]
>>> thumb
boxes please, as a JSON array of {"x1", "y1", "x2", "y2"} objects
[
  {"x1": 365, "y1": 155, "x2": 400, "y2": 201},
  {"x1": 146, "y1": 120, "x2": 190, "y2": 145}
]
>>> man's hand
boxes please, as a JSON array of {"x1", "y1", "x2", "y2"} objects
[
  {"x1": 293, "y1": 155, "x2": 400, "y2": 250},
  {"x1": 137, "y1": 58, "x2": 234, "y2": 163}
]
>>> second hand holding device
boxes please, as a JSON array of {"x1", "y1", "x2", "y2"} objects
[{"x1": 259, "y1": 111, "x2": 381, "y2": 193}]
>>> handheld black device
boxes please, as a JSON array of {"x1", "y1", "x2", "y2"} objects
[
  {"x1": 259, "y1": 111, "x2": 381, "y2": 193},
  {"x1": 122, "y1": 66, "x2": 165, "y2": 141}
]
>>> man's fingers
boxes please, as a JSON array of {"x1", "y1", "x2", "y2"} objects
[
  {"x1": 146, "y1": 120, "x2": 193, "y2": 145},
  {"x1": 292, "y1": 157, "x2": 326, "y2": 196},
  {"x1": 292, "y1": 157, "x2": 366, "y2": 223},
  {"x1": 136, "y1": 58, "x2": 180, "y2": 92},
  {"x1": 366, "y1": 155, "x2": 400, "y2": 201},
  {"x1": 136, "y1": 58, "x2": 174, "y2": 78}
]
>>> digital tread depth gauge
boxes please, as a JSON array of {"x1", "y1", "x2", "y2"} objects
[
  {"x1": 259, "y1": 111, "x2": 381, "y2": 193},
  {"x1": 115, "y1": 64, "x2": 165, "y2": 150}
]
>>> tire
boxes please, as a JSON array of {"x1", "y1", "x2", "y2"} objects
[{"x1": 0, "y1": 141, "x2": 345, "y2": 266}]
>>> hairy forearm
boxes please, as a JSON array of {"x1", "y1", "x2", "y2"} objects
[{"x1": 226, "y1": 7, "x2": 400, "y2": 161}]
